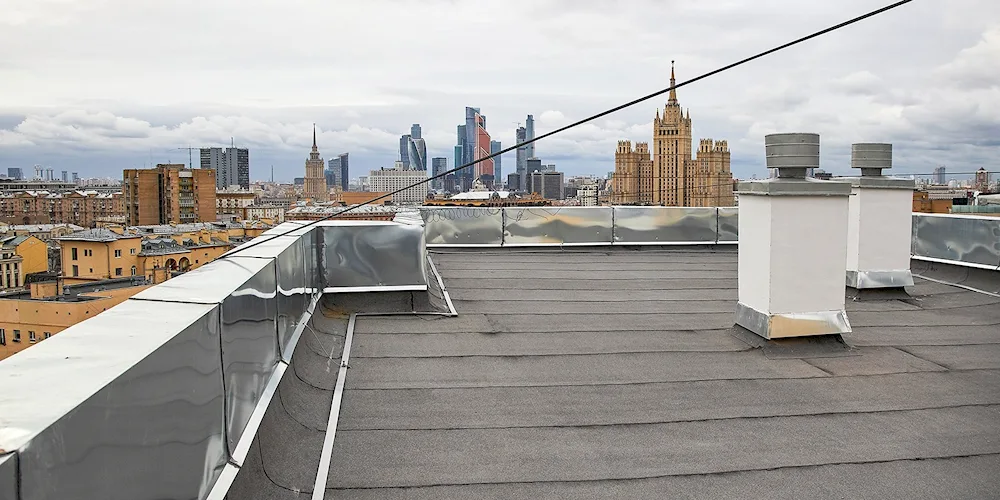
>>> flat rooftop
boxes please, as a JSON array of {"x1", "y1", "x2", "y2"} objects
[{"x1": 229, "y1": 247, "x2": 1000, "y2": 499}]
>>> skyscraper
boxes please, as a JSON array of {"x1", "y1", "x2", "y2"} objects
[
  {"x1": 455, "y1": 126, "x2": 466, "y2": 181},
  {"x1": 455, "y1": 107, "x2": 493, "y2": 191},
  {"x1": 525, "y1": 114, "x2": 535, "y2": 160},
  {"x1": 304, "y1": 124, "x2": 328, "y2": 201},
  {"x1": 933, "y1": 166, "x2": 946, "y2": 185},
  {"x1": 431, "y1": 157, "x2": 447, "y2": 191},
  {"x1": 200, "y1": 147, "x2": 249, "y2": 190},
  {"x1": 408, "y1": 137, "x2": 427, "y2": 171},
  {"x1": 490, "y1": 140, "x2": 502, "y2": 186},
  {"x1": 410, "y1": 124, "x2": 422, "y2": 140},
  {"x1": 613, "y1": 62, "x2": 733, "y2": 207},
  {"x1": 515, "y1": 126, "x2": 527, "y2": 191},
  {"x1": 7, "y1": 167, "x2": 22, "y2": 180},
  {"x1": 328, "y1": 153, "x2": 349, "y2": 191},
  {"x1": 399, "y1": 134, "x2": 411, "y2": 167}
]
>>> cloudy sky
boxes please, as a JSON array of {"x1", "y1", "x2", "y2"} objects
[{"x1": 1, "y1": 0, "x2": 998, "y2": 183}]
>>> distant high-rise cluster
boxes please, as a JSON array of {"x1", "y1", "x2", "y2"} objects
[
  {"x1": 399, "y1": 124, "x2": 427, "y2": 171},
  {"x1": 200, "y1": 147, "x2": 249, "y2": 190},
  {"x1": 613, "y1": 63, "x2": 734, "y2": 207},
  {"x1": 455, "y1": 107, "x2": 495, "y2": 191}
]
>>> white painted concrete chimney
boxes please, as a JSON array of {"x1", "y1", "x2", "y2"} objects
[
  {"x1": 843, "y1": 143, "x2": 916, "y2": 289},
  {"x1": 735, "y1": 133, "x2": 852, "y2": 339}
]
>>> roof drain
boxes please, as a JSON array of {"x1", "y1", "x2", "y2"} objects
[
  {"x1": 841, "y1": 143, "x2": 916, "y2": 293},
  {"x1": 734, "y1": 133, "x2": 853, "y2": 339}
]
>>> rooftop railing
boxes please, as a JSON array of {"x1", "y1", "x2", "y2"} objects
[{"x1": 0, "y1": 209, "x2": 996, "y2": 500}]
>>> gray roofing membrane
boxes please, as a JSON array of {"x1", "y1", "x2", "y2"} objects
[{"x1": 228, "y1": 247, "x2": 1000, "y2": 499}]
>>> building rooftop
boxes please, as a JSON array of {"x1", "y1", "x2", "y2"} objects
[
  {"x1": 226, "y1": 246, "x2": 1000, "y2": 499},
  {"x1": 55, "y1": 227, "x2": 141, "y2": 242},
  {"x1": 1, "y1": 212, "x2": 998, "y2": 500},
  {"x1": 0, "y1": 235, "x2": 30, "y2": 248},
  {"x1": 139, "y1": 238, "x2": 192, "y2": 256},
  {"x1": 448, "y1": 190, "x2": 513, "y2": 200},
  {"x1": 0, "y1": 276, "x2": 148, "y2": 301},
  {"x1": 0, "y1": 223, "x2": 86, "y2": 233}
]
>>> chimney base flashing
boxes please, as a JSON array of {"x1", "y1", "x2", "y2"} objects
[
  {"x1": 735, "y1": 302, "x2": 852, "y2": 340},
  {"x1": 838, "y1": 176, "x2": 916, "y2": 190},
  {"x1": 847, "y1": 269, "x2": 914, "y2": 289},
  {"x1": 736, "y1": 178, "x2": 851, "y2": 197}
]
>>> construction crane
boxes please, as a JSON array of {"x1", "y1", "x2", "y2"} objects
[{"x1": 176, "y1": 147, "x2": 199, "y2": 169}]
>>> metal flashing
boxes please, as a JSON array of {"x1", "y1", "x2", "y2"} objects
[
  {"x1": 846, "y1": 269, "x2": 914, "y2": 289},
  {"x1": 735, "y1": 302, "x2": 852, "y2": 339}
]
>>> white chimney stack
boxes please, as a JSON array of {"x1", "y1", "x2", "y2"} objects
[
  {"x1": 735, "y1": 133, "x2": 852, "y2": 339},
  {"x1": 843, "y1": 143, "x2": 915, "y2": 289}
]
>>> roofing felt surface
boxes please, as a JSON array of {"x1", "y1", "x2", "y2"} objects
[{"x1": 229, "y1": 247, "x2": 1000, "y2": 499}]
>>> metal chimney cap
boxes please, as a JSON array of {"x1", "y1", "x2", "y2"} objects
[
  {"x1": 765, "y1": 133, "x2": 820, "y2": 178},
  {"x1": 851, "y1": 143, "x2": 892, "y2": 176}
]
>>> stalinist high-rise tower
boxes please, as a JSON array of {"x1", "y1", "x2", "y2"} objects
[
  {"x1": 613, "y1": 62, "x2": 734, "y2": 207},
  {"x1": 304, "y1": 124, "x2": 328, "y2": 202}
]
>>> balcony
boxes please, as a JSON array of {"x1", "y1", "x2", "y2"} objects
[{"x1": 0, "y1": 209, "x2": 997, "y2": 499}]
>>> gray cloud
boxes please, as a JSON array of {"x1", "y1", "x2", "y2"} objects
[{"x1": 0, "y1": 0, "x2": 998, "y2": 182}]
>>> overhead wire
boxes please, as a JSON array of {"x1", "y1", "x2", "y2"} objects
[{"x1": 220, "y1": 0, "x2": 916, "y2": 260}]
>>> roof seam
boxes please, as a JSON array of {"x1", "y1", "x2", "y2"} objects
[
  {"x1": 341, "y1": 367, "x2": 1000, "y2": 390},
  {"x1": 322, "y1": 451, "x2": 1000, "y2": 491},
  {"x1": 350, "y1": 348, "x2": 755, "y2": 359},
  {"x1": 336, "y1": 402, "x2": 1000, "y2": 432}
]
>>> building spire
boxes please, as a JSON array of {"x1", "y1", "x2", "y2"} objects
[
  {"x1": 668, "y1": 60, "x2": 678, "y2": 105},
  {"x1": 312, "y1": 123, "x2": 317, "y2": 150}
]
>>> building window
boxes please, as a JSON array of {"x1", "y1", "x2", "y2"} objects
[
  {"x1": 29, "y1": 331, "x2": 36, "y2": 343},
  {"x1": 115, "y1": 267, "x2": 123, "y2": 276},
  {"x1": 72, "y1": 265, "x2": 79, "y2": 277},
  {"x1": 0, "y1": 329, "x2": 5, "y2": 345},
  {"x1": 71, "y1": 247, "x2": 78, "y2": 260},
  {"x1": 131, "y1": 266, "x2": 136, "y2": 276},
  {"x1": 13, "y1": 330, "x2": 20, "y2": 342},
  {"x1": 44, "y1": 332, "x2": 51, "y2": 339},
  {"x1": 114, "y1": 249, "x2": 122, "y2": 258},
  {"x1": 130, "y1": 248, "x2": 136, "y2": 255}
]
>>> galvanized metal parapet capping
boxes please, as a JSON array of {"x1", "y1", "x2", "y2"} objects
[
  {"x1": 0, "y1": 220, "x2": 432, "y2": 500},
  {"x1": 421, "y1": 206, "x2": 737, "y2": 247},
  {"x1": 911, "y1": 213, "x2": 1000, "y2": 271}
]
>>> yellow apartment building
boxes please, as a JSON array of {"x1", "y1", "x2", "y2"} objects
[
  {"x1": 57, "y1": 228, "x2": 142, "y2": 280},
  {"x1": 1, "y1": 235, "x2": 48, "y2": 290},
  {"x1": 0, "y1": 277, "x2": 150, "y2": 360}
]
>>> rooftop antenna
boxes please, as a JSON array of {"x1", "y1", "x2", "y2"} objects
[{"x1": 271, "y1": 165, "x2": 274, "y2": 183}]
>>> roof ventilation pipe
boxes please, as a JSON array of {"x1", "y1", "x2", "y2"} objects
[
  {"x1": 843, "y1": 143, "x2": 915, "y2": 289},
  {"x1": 734, "y1": 133, "x2": 852, "y2": 339}
]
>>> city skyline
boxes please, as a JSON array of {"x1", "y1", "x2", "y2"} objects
[{"x1": 1, "y1": 1, "x2": 998, "y2": 182}]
